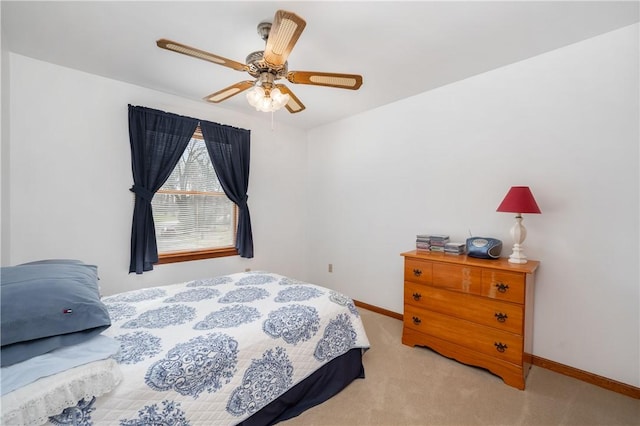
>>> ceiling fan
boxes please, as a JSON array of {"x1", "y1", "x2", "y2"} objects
[{"x1": 156, "y1": 10, "x2": 363, "y2": 113}]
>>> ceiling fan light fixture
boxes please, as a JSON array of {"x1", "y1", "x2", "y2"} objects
[
  {"x1": 271, "y1": 87, "x2": 290, "y2": 108},
  {"x1": 246, "y1": 85, "x2": 290, "y2": 112},
  {"x1": 246, "y1": 85, "x2": 265, "y2": 102}
]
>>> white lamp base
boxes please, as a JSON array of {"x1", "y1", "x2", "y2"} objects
[
  {"x1": 508, "y1": 243, "x2": 528, "y2": 264},
  {"x1": 508, "y1": 215, "x2": 528, "y2": 264}
]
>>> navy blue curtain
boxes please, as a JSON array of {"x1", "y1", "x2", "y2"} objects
[
  {"x1": 128, "y1": 105, "x2": 198, "y2": 274},
  {"x1": 200, "y1": 121, "x2": 254, "y2": 258}
]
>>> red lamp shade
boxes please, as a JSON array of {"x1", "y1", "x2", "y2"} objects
[{"x1": 496, "y1": 186, "x2": 541, "y2": 214}]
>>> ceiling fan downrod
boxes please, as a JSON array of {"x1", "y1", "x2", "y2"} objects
[{"x1": 257, "y1": 20, "x2": 272, "y2": 41}]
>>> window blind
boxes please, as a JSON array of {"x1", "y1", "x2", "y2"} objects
[{"x1": 152, "y1": 135, "x2": 236, "y2": 253}]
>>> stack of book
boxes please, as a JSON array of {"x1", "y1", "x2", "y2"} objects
[
  {"x1": 428, "y1": 234, "x2": 449, "y2": 252},
  {"x1": 416, "y1": 235, "x2": 431, "y2": 252},
  {"x1": 444, "y1": 242, "x2": 466, "y2": 255}
]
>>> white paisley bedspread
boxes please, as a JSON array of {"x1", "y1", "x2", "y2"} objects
[{"x1": 50, "y1": 271, "x2": 370, "y2": 425}]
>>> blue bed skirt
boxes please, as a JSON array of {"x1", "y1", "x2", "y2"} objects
[{"x1": 239, "y1": 348, "x2": 366, "y2": 425}]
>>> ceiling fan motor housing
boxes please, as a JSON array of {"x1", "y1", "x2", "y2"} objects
[{"x1": 245, "y1": 51, "x2": 288, "y2": 79}]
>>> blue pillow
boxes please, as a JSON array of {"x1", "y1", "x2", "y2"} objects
[{"x1": 0, "y1": 262, "x2": 111, "y2": 366}]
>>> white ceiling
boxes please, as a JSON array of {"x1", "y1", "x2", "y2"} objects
[{"x1": 2, "y1": 1, "x2": 638, "y2": 130}]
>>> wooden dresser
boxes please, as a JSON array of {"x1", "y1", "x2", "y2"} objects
[{"x1": 401, "y1": 250, "x2": 539, "y2": 389}]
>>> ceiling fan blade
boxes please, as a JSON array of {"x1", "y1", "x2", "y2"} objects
[
  {"x1": 263, "y1": 10, "x2": 306, "y2": 67},
  {"x1": 286, "y1": 71, "x2": 363, "y2": 90},
  {"x1": 157, "y1": 39, "x2": 248, "y2": 72},
  {"x1": 276, "y1": 84, "x2": 306, "y2": 113},
  {"x1": 204, "y1": 81, "x2": 255, "y2": 103}
]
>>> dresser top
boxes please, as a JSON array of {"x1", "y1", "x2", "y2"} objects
[{"x1": 401, "y1": 250, "x2": 539, "y2": 274}]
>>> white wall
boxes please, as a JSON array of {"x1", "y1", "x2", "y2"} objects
[
  {"x1": 306, "y1": 24, "x2": 639, "y2": 387},
  {"x1": 7, "y1": 53, "x2": 309, "y2": 295}
]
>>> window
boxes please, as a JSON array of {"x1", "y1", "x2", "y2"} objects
[{"x1": 152, "y1": 128, "x2": 238, "y2": 263}]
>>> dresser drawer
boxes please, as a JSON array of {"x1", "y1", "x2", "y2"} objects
[
  {"x1": 432, "y1": 263, "x2": 483, "y2": 295},
  {"x1": 404, "y1": 306, "x2": 523, "y2": 365},
  {"x1": 482, "y1": 270, "x2": 525, "y2": 304},
  {"x1": 405, "y1": 283, "x2": 523, "y2": 335},
  {"x1": 432, "y1": 263, "x2": 525, "y2": 303},
  {"x1": 404, "y1": 258, "x2": 432, "y2": 285}
]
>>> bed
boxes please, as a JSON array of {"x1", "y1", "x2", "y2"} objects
[{"x1": 1, "y1": 264, "x2": 370, "y2": 425}]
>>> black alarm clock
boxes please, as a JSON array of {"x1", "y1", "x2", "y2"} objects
[{"x1": 466, "y1": 237, "x2": 502, "y2": 259}]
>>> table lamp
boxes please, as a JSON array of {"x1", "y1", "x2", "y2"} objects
[{"x1": 496, "y1": 186, "x2": 541, "y2": 264}]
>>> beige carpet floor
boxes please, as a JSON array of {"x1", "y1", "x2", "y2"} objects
[{"x1": 282, "y1": 308, "x2": 639, "y2": 426}]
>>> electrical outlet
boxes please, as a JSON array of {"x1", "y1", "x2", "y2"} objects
[{"x1": 328, "y1": 263, "x2": 333, "y2": 273}]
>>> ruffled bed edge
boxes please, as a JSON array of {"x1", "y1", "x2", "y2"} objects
[{"x1": 1, "y1": 358, "x2": 122, "y2": 426}]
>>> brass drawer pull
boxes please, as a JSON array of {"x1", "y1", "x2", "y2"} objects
[
  {"x1": 412, "y1": 316, "x2": 422, "y2": 325},
  {"x1": 412, "y1": 292, "x2": 422, "y2": 301},
  {"x1": 494, "y1": 312, "x2": 508, "y2": 323},
  {"x1": 495, "y1": 282, "x2": 510, "y2": 293},
  {"x1": 413, "y1": 269, "x2": 422, "y2": 277},
  {"x1": 494, "y1": 342, "x2": 508, "y2": 353}
]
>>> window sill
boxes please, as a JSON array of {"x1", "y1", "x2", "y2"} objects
[{"x1": 157, "y1": 247, "x2": 238, "y2": 264}]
